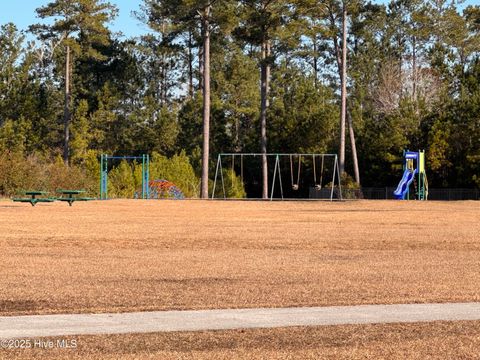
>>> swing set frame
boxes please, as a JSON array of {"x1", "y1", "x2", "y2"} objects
[
  {"x1": 99, "y1": 154, "x2": 150, "y2": 200},
  {"x1": 212, "y1": 153, "x2": 342, "y2": 201}
]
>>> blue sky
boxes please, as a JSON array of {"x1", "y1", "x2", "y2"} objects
[
  {"x1": 0, "y1": 0, "x2": 477, "y2": 39},
  {"x1": 0, "y1": 0, "x2": 149, "y2": 38}
]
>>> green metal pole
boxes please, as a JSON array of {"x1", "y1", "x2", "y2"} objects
[
  {"x1": 101, "y1": 154, "x2": 107, "y2": 200},
  {"x1": 146, "y1": 154, "x2": 150, "y2": 199},
  {"x1": 105, "y1": 156, "x2": 108, "y2": 200},
  {"x1": 142, "y1": 155, "x2": 145, "y2": 199},
  {"x1": 100, "y1": 154, "x2": 103, "y2": 199}
]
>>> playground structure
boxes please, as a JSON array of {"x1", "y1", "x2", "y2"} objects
[
  {"x1": 394, "y1": 150, "x2": 428, "y2": 200},
  {"x1": 100, "y1": 154, "x2": 150, "y2": 200},
  {"x1": 138, "y1": 179, "x2": 185, "y2": 200},
  {"x1": 100, "y1": 154, "x2": 186, "y2": 200},
  {"x1": 212, "y1": 153, "x2": 342, "y2": 201}
]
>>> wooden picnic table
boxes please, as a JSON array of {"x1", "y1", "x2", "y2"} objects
[
  {"x1": 56, "y1": 189, "x2": 96, "y2": 206},
  {"x1": 13, "y1": 191, "x2": 55, "y2": 206}
]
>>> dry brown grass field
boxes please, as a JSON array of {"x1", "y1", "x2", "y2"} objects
[
  {"x1": 3, "y1": 321, "x2": 480, "y2": 359},
  {"x1": 1, "y1": 199, "x2": 479, "y2": 359}
]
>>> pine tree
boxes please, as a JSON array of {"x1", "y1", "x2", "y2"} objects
[
  {"x1": 235, "y1": 0, "x2": 301, "y2": 198},
  {"x1": 142, "y1": 0, "x2": 235, "y2": 198},
  {"x1": 30, "y1": 0, "x2": 117, "y2": 164}
]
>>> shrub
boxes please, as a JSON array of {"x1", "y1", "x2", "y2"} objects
[
  {"x1": 209, "y1": 168, "x2": 246, "y2": 199},
  {"x1": 149, "y1": 151, "x2": 199, "y2": 198},
  {"x1": 0, "y1": 150, "x2": 201, "y2": 199},
  {"x1": 0, "y1": 150, "x2": 98, "y2": 198},
  {"x1": 107, "y1": 160, "x2": 137, "y2": 198}
]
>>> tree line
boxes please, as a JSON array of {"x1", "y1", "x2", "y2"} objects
[{"x1": 0, "y1": 0, "x2": 479, "y2": 198}]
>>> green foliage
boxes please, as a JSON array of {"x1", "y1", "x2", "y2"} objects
[
  {"x1": 102, "y1": 151, "x2": 200, "y2": 199},
  {"x1": 84, "y1": 150, "x2": 101, "y2": 194},
  {"x1": 0, "y1": 0, "x2": 479, "y2": 196},
  {"x1": 0, "y1": 151, "x2": 97, "y2": 197},
  {"x1": 268, "y1": 62, "x2": 338, "y2": 153},
  {"x1": 340, "y1": 172, "x2": 361, "y2": 190},
  {"x1": 41, "y1": 155, "x2": 97, "y2": 194},
  {"x1": 30, "y1": 0, "x2": 118, "y2": 61},
  {"x1": 0, "y1": 151, "x2": 41, "y2": 196},
  {"x1": 341, "y1": 173, "x2": 361, "y2": 199},
  {"x1": 0, "y1": 119, "x2": 28, "y2": 153},
  {"x1": 428, "y1": 119, "x2": 452, "y2": 173},
  {"x1": 211, "y1": 44, "x2": 260, "y2": 152},
  {"x1": 210, "y1": 168, "x2": 246, "y2": 198},
  {"x1": 107, "y1": 160, "x2": 136, "y2": 198},
  {"x1": 149, "y1": 151, "x2": 200, "y2": 197},
  {"x1": 70, "y1": 100, "x2": 91, "y2": 164}
]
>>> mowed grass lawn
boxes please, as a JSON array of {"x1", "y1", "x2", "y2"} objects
[
  {"x1": 1, "y1": 199, "x2": 479, "y2": 359},
  {"x1": 4, "y1": 322, "x2": 480, "y2": 359},
  {"x1": 0, "y1": 199, "x2": 479, "y2": 315}
]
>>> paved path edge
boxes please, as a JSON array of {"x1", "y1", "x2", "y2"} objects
[{"x1": 1, "y1": 302, "x2": 480, "y2": 339}]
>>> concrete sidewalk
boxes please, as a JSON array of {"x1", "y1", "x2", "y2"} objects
[{"x1": 1, "y1": 303, "x2": 480, "y2": 339}]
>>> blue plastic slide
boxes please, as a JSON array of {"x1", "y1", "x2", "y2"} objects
[{"x1": 393, "y1": 169, "x2": 417, "y2": 199}]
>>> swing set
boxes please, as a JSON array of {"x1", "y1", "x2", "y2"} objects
[
  {"x1": 99, "y1": 154, "x2": 150, "y2": 200},
  {"x1": 289, "y1": 154, "x2": 326, "y2": 191},
  {"x1": 212, "y1": 153, "x2": 342, "y2": 201}
]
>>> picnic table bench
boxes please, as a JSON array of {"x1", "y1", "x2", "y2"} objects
[
  {"x1": 12, "y1": 191, "x2": 55, "y2": 206},
  {"x1": 56, "y1": 190, "x2": 96, "y2": 206}
]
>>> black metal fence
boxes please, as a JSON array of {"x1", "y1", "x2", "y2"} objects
[{"x1": 310, "y1": 187, "x2": 480, "y2": 200}]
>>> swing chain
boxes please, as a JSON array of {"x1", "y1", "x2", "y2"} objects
[
  {"x1": 290, "y1": 155, "x2": 301, "y2": 191},
  {"x1": 313, "y1": 154, "x2": 324, "y2": 190}
]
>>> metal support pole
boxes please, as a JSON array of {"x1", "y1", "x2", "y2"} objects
[
  {"x1": 278, "y1": 155, "x2": 284, "y2": 200},
  {"x1": 141, "y1": 155, "x2": 145, "y2": 199},
  {"x1": 212, "y1": 154, "x2": 221, "y2": 199},
  {"x1": 100, "y1": 154, "x2": 103, "y2": 199},
  {"x1": 240, "y1": 154, "x2": 243, "y2": 184},
  {"x1": 146, "y1": 154, "x2": 150, "y2": 199},
  {"x1": 336, "y1": 155, "x2": 343, "y2": 200},
  {"x1": 331, "y1": 155, "x2": 337, "y2": 201},
  {"x1": 105, "y1": 156, "x2": 108, "y2": 200},
  {"x1": 220, "y1": 158, "x2": 226, "y2": 199},
  {"x1": 270, "y1": 155, "x2": 278, "y2": 201}
]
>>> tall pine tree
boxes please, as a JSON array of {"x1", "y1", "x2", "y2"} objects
[{"x1": 30, "y1": 0, "x2": 117, "y2": 163}]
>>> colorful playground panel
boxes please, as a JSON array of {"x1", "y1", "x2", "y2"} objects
[
  {"x1": 12, "y1": 191, "x2": 55, "y2": 206},
  {"x1": 393, "y1": 150, "x2": 428, "y2": 200},
  {"x1": 147, "y1": 179, "x2": 185, "y2": 200}
]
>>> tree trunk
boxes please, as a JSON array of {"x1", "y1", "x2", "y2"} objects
[
  {"x1": 412, "y1": 35, "x2": 417, "y2": 105},
  {"x1": 160, "y1": 21, "x2": 167, "y2": 106},
  {"x1": 339, "y1": 3, "x2": 347, "y2": 176},
  {"x1": 188, "y1": 31, "x2": 194, "y2": 98},
  {"x1": 260, "y1": 38, "x2": 270, "y2": 199},
  {"x1": 63, "y1": 44, "x2": 71, "y2": 165},
  {"x1": 347, "y1": 111, "x2": 360, "y2": 185},
  {"x1": 313, "y1": 39, "x2": 318, "y2": 89},
  {"x1": 198, "y1": 40, "x2": 204, "y2": 91},
  {"x1": 200, "y1": 6, "x2": 211, "y2": 199},
  {"x1": 162, "y1": 50, "x2": 168, "y2": 106}
]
